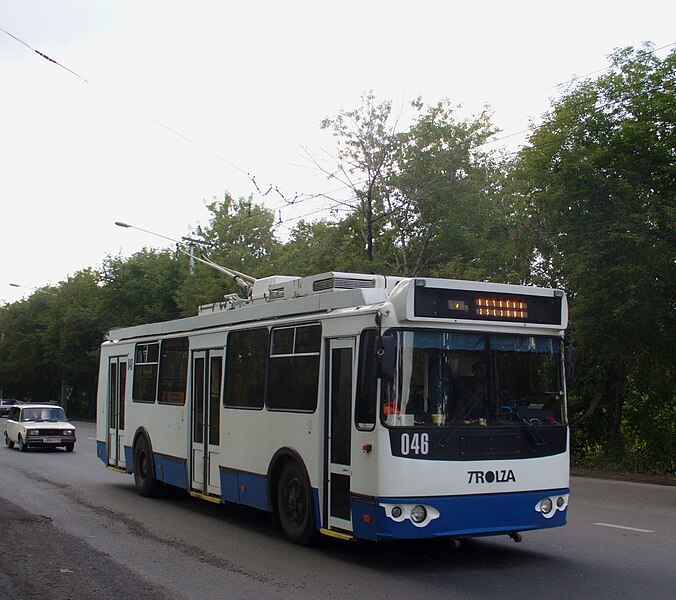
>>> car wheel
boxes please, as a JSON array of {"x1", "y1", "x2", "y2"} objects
[
  {"x1": 18, "y1": 435, "x2": 27, "y2": 452},
  {"x1": 65, "y1": 443, "x2": 74, "y2": 452},
  {"x1": 276, "y1": 461, "x2": 317, "y2": 545},
  {"x1": 5, "y1": 432, "x2": 14, "y2": 449},
  {"x1": 133, "y1": 436, "x2": 162, "y2": 498}
]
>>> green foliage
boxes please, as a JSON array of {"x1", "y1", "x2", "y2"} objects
[
  {"x1": 0, "y1": 293, "x2": 58, "y2": 402},
  {"x1": 512, "y1": 44, "x2": 675, "y2": 472},
  {"x1": 174, "y1": 193, "x2": 280, "y2": 313},
  {"x1": 320, "y1": 94, "x2": 516, "y2": 279},
  {"x1": 45, "y1": 270, "x2": 108, "y2": 415},
  {"x1": 276, "y1": 217, "x2": 376, "y2": 275},
  {"x1": 101, "y1": 249, "x2": 184, "y2": 325}
]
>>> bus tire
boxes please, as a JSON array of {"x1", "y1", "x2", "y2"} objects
[
  {"x1": 133, "y1": 436, "x2": 162, "y2": 498},
  {"x1": 276, "y1": 461, "x2": 316, "y2": 545}
]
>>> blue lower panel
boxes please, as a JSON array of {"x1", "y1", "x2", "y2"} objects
[
  {"x1": 154, "y1": 453, "x2": 189, "y2": 490},
  {"x1": 219, "y1": 468, "x2": 269, "y2": 511},
  {"x1": 220, "y1": 469, "x2": 240, "y2": 504},
  {"x1": 124, "y1": 446, "x2": 133, "y2": 472},
  {"x1": 352, "y1": 488, "x2": 569, "y2": 541},
  {"x1": 238, "y1": 472, "x2": 269, "y2": 511},
  {"x1": 97, "y1": 440, "x2": 107, "y2": 465}
]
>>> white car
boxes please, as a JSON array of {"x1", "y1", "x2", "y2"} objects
[
  {"x1": 4, "y1": 403, "x2": 76, "y2": 452},
  {"x1": 0, "y1": 399, "x2": 19, "y2": 417}
]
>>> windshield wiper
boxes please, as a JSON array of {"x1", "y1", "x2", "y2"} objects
[{"x1": 521, "y1": 418, "x2": 546, "y2": 446}]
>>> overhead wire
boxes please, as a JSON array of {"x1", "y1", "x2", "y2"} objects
[
  {"x1": 0, "y1": 26, "x2": 303, "y2": 208},
  {"x1": 3, "y1": 26, "x2": 673, "y2": 233},
  {"x1": 0, "y1": 26, "x2": 89, "y2": 82},
  {"x1": 180, "y1": 36, "x2": 676, "y2": 230},
  {"x1": 477, "y1": 41, "x2": 676, "y2": 151}
]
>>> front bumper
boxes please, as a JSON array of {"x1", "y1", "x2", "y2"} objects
[
  {"x1": 26, "y1": 435, "x2": 76, "y2": 446},
  {"x1": 351, "y1": 488, "x2": 569, "y2": 541}
]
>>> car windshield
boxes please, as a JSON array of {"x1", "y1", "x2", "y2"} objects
[
  {"x1": 382, "y1": 331, "x2": 565, "y2": 427},
  {"x1": 21, "y1": 407, "x2": 67, "y2": 422}
]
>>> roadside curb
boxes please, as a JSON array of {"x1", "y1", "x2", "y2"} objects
[{"x1": 571, "y1": 467, "x2": 676, "y2": 487}]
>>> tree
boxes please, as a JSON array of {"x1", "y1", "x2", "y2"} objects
[
  {"x1": 100, "y1": 249, "x2": 184, "y2": 325},
  {"x1": 317, "y1": 94, "x2": 506, "y2": 278},
  {"x1": 318, "y1": 91, "x2": 398, "y2": 264},
  {"x1": 384, "y1": 99, "x2": 502, "y2": 278},
  {"x1": 0, "y1": 293, "x2": 57, "y2": 402},
  {"x1": 174, "y1": 193, "x2": 280, "y2": 313},
  {"x1": 511, "y1": 44, "x2": 675, "y2": 471},
  {"x1": 44, "y1": 270, "x2": 108, "y2": 416},
  {"x1": 276, "y1": 216, "x2": 377, "y2": 276}
]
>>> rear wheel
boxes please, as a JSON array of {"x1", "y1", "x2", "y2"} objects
[
  {"x1": 18, "y1": 435, "x2": 27, "y2": 452},
  {"x1": 133, "y1": 436, "x2": 162, "y2": 497},
  {"x1": 5, "y1": 433, "x2": 14, "y2": 449},
  {"x1": 276, "y1": 461, "x2": 316, "y2": 545}
]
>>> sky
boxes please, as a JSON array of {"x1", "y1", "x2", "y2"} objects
[{"x1": 1, "y1": 0, "x2": 674, "y2": 303}]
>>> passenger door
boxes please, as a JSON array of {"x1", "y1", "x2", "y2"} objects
[
  {"x1": 107, "y1": 355, "x2": 128, "y2": 469},
  {"x1": 325, "y1": 338, "x2": 356, "y2": 533},
  {"x1": 191, "y1": 350, "x2": 223, "y2": 496}
]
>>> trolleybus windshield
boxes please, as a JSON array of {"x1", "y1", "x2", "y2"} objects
[{"x1": 381, "y1": 331, "x2": 565, "y2": 428}]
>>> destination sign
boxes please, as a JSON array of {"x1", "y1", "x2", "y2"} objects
[{"x1": 414, "y1": 287, "x2": 562, "y2": 325}]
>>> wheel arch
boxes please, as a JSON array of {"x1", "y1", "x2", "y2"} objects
[
  {"x1": 132, "y1": 427, "x2": 155, "y2": 475},
  {"x1": 267, "y1": 447, "x2": 315, "y2": 522}
]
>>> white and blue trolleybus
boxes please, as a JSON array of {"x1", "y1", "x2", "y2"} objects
[{"x1": 96, "y1": 271, "x2": 570, "y2": 544}]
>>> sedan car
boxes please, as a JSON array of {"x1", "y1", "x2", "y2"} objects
[
  {"x1": 0, "y1": 399, "x2": 19, "y2": 417},
  {"x1": 4, "y1": 403, "x2": 76, "y2": 452}
]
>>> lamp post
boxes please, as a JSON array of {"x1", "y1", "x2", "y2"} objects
[
  {"x1": 115, "y1": 221, "x2": 183, "y2": 245},
  {"x1": 115, "y1": 220, "x2": 255, "y2": 290},
  {"x1": 115, "y1": 221, "x2": 204, "y2": 274},
  {"x1": 9, "y1": 283, "x2": 55, "y2": 296}
]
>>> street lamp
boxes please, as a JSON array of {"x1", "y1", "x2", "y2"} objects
[
  {"x1": 9, "y1": 283, "x2": 55, "y2": 296},
  {"x1": 115, "y1": 221, "x2": 182, "y2": 246},
  {"x1": 115, "y1": 220, "x2": 255, "y2": 291}
]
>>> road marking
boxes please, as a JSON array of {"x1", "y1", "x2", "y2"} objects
[{"x1": 593, "y1": 522, "x2": 654, "y2": 533}]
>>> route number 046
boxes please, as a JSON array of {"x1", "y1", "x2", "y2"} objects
[{"x1": 400, "y1": 432, "x2": 429, "y2": 455}]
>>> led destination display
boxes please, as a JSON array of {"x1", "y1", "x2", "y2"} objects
[{"x1": 414, "y1": 286, "x2": 562, "y2": 325}]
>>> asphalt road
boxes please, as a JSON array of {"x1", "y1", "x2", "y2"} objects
[{"x1": 0, "y1": 421, "x2": 674, "y2": 599}]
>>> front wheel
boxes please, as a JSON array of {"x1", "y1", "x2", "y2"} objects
[
  {"x1": 5, "y1": 432, "x2": 14, "y2": 449},
  {"x1": 18, "y1": 435, "x2": 27, "y2": 452},
  {"x1": 276, "y1": 461, "x2": 316, "y2": 545},
  {"x1": 133, "y1": 436, "x2": 162, "y2": 497},
  {"x1": 65, "y1": 443, "x2": 74, "y2": 452}
]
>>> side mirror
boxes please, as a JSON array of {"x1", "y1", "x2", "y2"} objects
[{"x1": 378, "y1": 335, "x2": 396, "y2": 380}]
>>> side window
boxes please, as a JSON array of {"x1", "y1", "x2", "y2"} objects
[
  {"x1": 224, "y1": 328, "x2": 268, "y2": 409},
  {"x1": 267, "y1": 324, "x2": 321, "y2": 412},
  {"x1": 355, "y1": 329, "x2": 378, "y2": 430},
  {"x1": 133, "y1": 342, "x2": 159, "y2": 403},
  {"x1": 8, "y1": 406, "x2": 19, "y2": 421},
  {"x1": 158, "y1": 337, "x2": 189, "y2": 405}
]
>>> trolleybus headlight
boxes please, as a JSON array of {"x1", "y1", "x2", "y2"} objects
[
  {"x1": 556, "y1": 496, "x2": 565, "y2": 508},
  {"x1": 391, "y1": 506, "x2": 403, "y2": 519},
  {"x1": 410, "y1": 505, "x2": 427, "y2": 524},
  {"x1": 539, "y1": 498, "x2": 553, "y2": 515}
]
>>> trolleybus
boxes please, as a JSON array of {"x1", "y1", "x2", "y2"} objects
[{"x1": 96, "y1": 271, "x2": 570, "y2": 544}]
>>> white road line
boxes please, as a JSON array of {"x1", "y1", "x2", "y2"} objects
[{"x1": 593, "y1": 522, "x2": 654, "y2": 533}]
